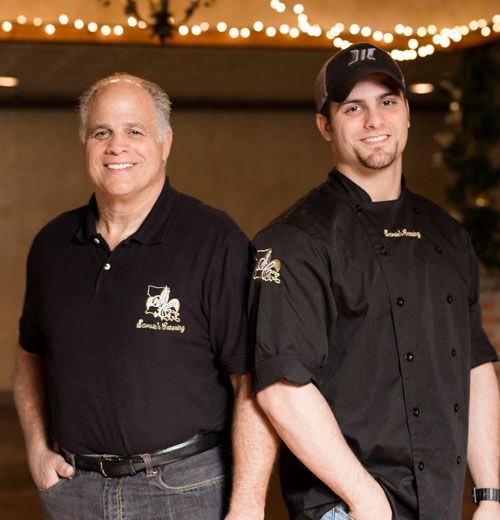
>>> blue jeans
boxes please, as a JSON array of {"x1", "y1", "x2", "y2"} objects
[
  {"x1": 38, "y1": 446, "x2": 229, "y2": 519},
  {"x1": 320, "y1": 503, "x2": 353, "y2": 520}
]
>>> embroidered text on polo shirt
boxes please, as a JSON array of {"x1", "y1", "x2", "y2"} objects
[{"x1": 136, "y1": 284, "x2": 186, "y2": 333}]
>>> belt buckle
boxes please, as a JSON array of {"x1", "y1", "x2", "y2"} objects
[{"x1": 98, "y1": 455, "x2": 122, "y2": 477}]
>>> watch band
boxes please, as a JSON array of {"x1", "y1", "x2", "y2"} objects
[{"x1": 472, "y1": 488, "x2": 500, "y2": 504}]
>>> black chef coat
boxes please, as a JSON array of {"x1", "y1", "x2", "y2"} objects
[{"x1": 249, "y1": 170, "x2": 497, "y2": 520}]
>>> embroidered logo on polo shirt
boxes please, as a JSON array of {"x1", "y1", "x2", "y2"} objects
[
  {"x1": 253, "y1": 249, "x2": 281, "y2": 284},
  {"x1": 384, "y1": 228, "x2": 422, "y2": 239},
  {"x1": 136, "y1": 285, "x2": 185, "y2": 333}
]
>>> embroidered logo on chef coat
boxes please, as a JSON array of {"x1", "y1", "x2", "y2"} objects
[
  {"x1": 253, "y1": 249, "x2": 281, "y2": 284},
  {"x1": 135, "y1": 285, "x2": 185, "y2": 333},
  {"x1": 384, "y1": 228, "x2": 422, "y2": 239}
]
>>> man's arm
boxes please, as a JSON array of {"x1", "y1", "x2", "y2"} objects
[
  {"x1": 257, "y1": 381, "x2": 391, "y2": 520},
  {"x1": 225, "y1": 373, "x2": 280, "y2": 520},
  {"x1": 468, "y1": 362, "x2": 500, "y2": 519},
  {"x1": 13, "y1": 346, "x2": 73, "y2": 489}
]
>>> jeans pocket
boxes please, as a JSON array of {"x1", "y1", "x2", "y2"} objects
[
  {"x1": 38, "y1": 477, "x2": 71, "y2": 494},
  {"x1": 334, "y1": 506, "x2": 353, "y2": 520},
  {"x1": 153, "y1": 446, "x2": 228, "y2": 493}
]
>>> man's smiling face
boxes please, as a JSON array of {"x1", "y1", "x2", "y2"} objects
[
  {"x1": 322, "y1": 74, "x2": 410, "y2": 175},
  {"x1": 84, "y1": 80, "x2": 172, "y2": 201}
]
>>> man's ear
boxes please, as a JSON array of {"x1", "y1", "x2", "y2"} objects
[{"x1": 316, "y1": 113, "x2": 333, "y2": 142}]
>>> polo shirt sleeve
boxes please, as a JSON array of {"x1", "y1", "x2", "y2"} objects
[
  {"x1": 249, "y1": 224, "x2": 335, "y2": 393},
  {"x1": 466, "y1": 234, "x2": 498, "y2": 368},
  {"x1": 19, "y1": 247, "x2": 46, "y2": 356},
  {"x1": 207, "y1": 229, "x2": 252, "y2": 375}
]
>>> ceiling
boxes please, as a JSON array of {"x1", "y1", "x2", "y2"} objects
[{"x1": 0, "y1": 1, "x2": 498, "y2": 109}]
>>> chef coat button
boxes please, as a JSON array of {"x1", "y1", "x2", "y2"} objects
[
  {"x1": 412, "y1": 407, "x2": 420, "y2": 417},
  {"x1": 413, "y1": 207, "x2": 421, "y2": 214},
  {"x1": 454, "y1": 403, "x2": 459, "y2": 413},
  {"x1": 396, "y1": 297, "x2": 405, "y2": 306},
  {"x1": 405, "y1": 352, "x2": 414, "y2": 362},
  {"x1": 435, "y1": 246, "x2": 442, "y2": 253},
  {"x1": 418, "y1": 461, "x2": 425, "y2": 471},
  {"x1": 456, "y1": 456, "x2": 461, "y2": 465},
  {"x1": 447, "y1": 295, "x2": 453, "y2": 303},
  {"x1": 355, "y1": 204, "x2": 363, "y2": 213},
  {"x1": 379, "y1": 246, "x2": 387, "y2": 255},
  {"x1": 104, "y1": 263, "x2": 111, "y2": 271},
  {"x1": 93, "y1": 237, "x2": 100, "y2": 245},
  {"x1": 451, "y1": 348, "x2": 457, "y2": 357}
]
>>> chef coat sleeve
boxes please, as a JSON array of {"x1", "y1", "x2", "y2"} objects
[
  {"x1": 208, "y1": 228, "x2": 253, "y2": 375},
  {"x1": 249, "y1": 223, "x2": 335, "y2": 393},
  {"x1": 19, "y1": 247, "x2": 46, "y2": 356},
  {"x1": 466, "y1": 234, "x2": 498, "y2": 367}
]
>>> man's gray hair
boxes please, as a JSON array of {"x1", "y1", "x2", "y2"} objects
[{"x1": 78, "y1": 73, "x2": 172, "y2": 142}]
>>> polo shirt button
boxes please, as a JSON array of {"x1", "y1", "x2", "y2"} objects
[
  {"x1": 454, "y1": 403, "x2": 459, "y2": 413},
  {"x1": 413, "y1": 207, "x2": 421, "y2": 214},
  {"x1": 379, "y1": 246, "x2": 387, "y2": 255},
  {"x1": 418, "y1": 461, "x2": 425, "y2": 471},
  {"x1": 93, "y1": 237, "x2": 100, "y2": 244},
  {"x1": 451, "y1": 348, "x2": 457, "y2": 357},
  {"x1": 355, "y1": 205, "x2": 363, "y2": 213},
  {"x1": 104, "y1": 263, "x2": 111, "y2": 271},
  {"x1": 447, "y1": 295, "x2": 453, "y2": 303},
  {"x1": 435, "y1": 246, "x2": 442, "y2": 253},
  {"x1": 412, "y1": 407, "x2": 420, "y2": 417},
  {"x1": 456, "y1": 456, "x2": 461, "y2": 465},
  {"x1": 405, "y1": 352, "x2": 414, "y2": 362},
  {"x1": 396, "y1": 297, "x2": 405, "y2": 306}
]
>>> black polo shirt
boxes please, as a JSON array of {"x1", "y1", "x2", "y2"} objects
[
  {"x1": 20, "y1": 178, "x2": 251, "y2": 456},
  {"x1": 249, "y1": 170, "x2": 497, "y2": 520}
]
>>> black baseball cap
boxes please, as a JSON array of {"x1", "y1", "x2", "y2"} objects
[{"x1": 315, "y1": 43, "x2": 406, "y2": 112}]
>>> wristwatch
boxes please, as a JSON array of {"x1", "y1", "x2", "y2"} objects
[{"x1": 472, "y1": 488, "x2": 500, "y2": 504}]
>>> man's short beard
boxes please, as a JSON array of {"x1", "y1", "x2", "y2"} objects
[{"x1": 356, "y1": 148, "x2": 396, "y2": 170}]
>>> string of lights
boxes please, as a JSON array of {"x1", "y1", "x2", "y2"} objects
[{"x1": 0, "y1": 2, "x2": 498, "y2": 61}]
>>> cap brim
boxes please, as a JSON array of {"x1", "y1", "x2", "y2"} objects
[{"x1": 330, "y1": 66, "x2": 405, "y2": 103}]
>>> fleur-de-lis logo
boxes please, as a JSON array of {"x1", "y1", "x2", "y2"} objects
[
  {"x1": 253, "y1": 249, "x2": 281, "y2": 284},
  {"x1": 145, "y1": 285, "x2": 181, "y2": 322}
]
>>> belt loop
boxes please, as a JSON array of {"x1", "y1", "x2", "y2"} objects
[{"x1": 142, "y1": 453, "x2": 157, "y2": 478}]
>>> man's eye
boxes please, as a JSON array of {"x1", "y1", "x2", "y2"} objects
[
  {"x1": 382, "y1": 99, "x2": 397, "y2": 106},
  {"x1": 129, "y1": 129, "x2": 143, "y2": 135},
  {"x1": 346, "y1": 105, "x2": 361, "y2": 113},
  {"x1": 94, "y1": 130, "x2": 109, "y2": 138}
]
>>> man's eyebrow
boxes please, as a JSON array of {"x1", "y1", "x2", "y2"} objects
[
  {"x1": 87, "y1": 123, "x2": 109, "y2": 134},
  {"x1": 340, "y1": 91, "x2": 399, "y2": 106}
]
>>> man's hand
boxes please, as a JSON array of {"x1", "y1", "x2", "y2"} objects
[
  {"x1": 29, "y1": 446, "x2": 74, "y2": 490},
  {"x1": 347, "y1": 480, "x2": 392, "y2": 520},
  {"x1": 472, "y1": 501, "x2": 500, "y2": 520}
]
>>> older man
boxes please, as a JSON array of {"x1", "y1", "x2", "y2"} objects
[
  {"x1": 15, "y1": 74, "x2": 276, "y2": 520},
  {"x1": 249, "y1": 44, "x2": 499, "y2": 519}
]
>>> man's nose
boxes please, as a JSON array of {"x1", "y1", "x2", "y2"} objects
[
  {"x1": 105, "y1": 133, "x2": 128, "y2": 154},
  {"x1": 364, "y1": 107, "x2": 383, "y2": 129}
]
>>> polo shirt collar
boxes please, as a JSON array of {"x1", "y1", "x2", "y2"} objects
[
  {"x1": 75, "y1": 177, "x2": 177, "y2": 245},
  {"x1": 328, "y1": 169, "x2": 407, "y2": 204}
]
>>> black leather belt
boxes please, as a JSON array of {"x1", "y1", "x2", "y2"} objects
[{"x1": 62, "y1": 432, "x2": 224, "y2": 478}]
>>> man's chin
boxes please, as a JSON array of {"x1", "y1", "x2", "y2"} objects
[{"x1": 357, "y1": 150, "x2": 396, "y2": 171}]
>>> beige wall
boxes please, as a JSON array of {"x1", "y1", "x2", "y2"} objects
[{"x1": 0, "y1": 106, "x2": 451, "y2": 391}]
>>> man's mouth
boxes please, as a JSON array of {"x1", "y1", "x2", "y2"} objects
[
  {"x1": 361, "y1": 135, "x2": 389, "y2": 144},
  {"x1": 105, "y1": 162, "x2": 135, "y2": 170}
]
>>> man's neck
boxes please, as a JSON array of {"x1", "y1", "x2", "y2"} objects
[
  {"x1": 94, "y1": 180, "x2": 164, "y2": 250},
  {"x1": 337, "y1": 162, "x2": 403, "y2": 202}
]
